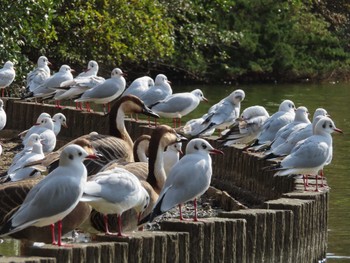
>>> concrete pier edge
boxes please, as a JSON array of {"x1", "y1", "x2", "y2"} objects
[{"x1": 0, "y1": 99, "x2": 328, "y2": 263}]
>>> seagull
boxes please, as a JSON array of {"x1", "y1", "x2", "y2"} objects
[
  {"x1": 26, "y1": 65, "x2": 74, "y2": 100},
  {"x1": 268, "y1": 116, "x2": 342, "y2": 191},
  {"x1": 0, "y1": 134, "x2": 43, "y2": 182},
  {"x1": 180, "y1": 116, "x2": 216, "y2": 137},
  {"x1": 54, "y1": 60, "x2": 105, "y2": 109},
  {"x1": 122, "y1": 76, "x2": 154, "y2": 98},
  {"x1": 263, "y1": 108, "x2": 329, "y2": 158},
  {"x1": 0, "y1": 144, "x2": 96, "y2": 246},
  {"x1": 80, "y1": 167, "x2": 150, "y2": 236},
  {"x1": 191, "y1": 89, "x2": 246, "y2": 137},
  {"x1": 143, "y1": 138, "x2": 223, "y2": 223},
  {"x1": 6, "y1": 138, "x2": 45, "y2": 182},
  {"x1": 0, "y1": 61, "x2": 16, "y2": 97},
  {"x1": 21, "y1": 116, "x2": 56, "y2": 153},
  {"x1": 26, "y1": 56, "x2": 51, "y2": 93},
  {"x1": 139, "y1": 74, "x2": 172, "y2": 107},
  {"x1": 268, "y1": 106, "x2": 310, "y2": 151},
  {"x1": 75, "y1": 68, "x2": 126, "y2": 113},
  {"x1": 218, "y1": 105, "x2": 270, "y2": 146},
  {"x1": 38, "y1": 118, "x2": 57, "y2": 153},
  {"x1": 150, "y1": 89, "x2": 208, "y2": 127},
  {"x1": 13, "y1": 134, "x2": 43, "y2": 164},
  {"x1": 251, "y1": 99, "x2": 296, "y2": 148},
  {"x1": 0, "y1": 99, "x2": 7, "y2": 130},
  {"x1": 19, "y1": 112, "x2": 51, "y2": 142},
  {"x1": 52, "y1": 113, "x2": 68, "y2": 136}
]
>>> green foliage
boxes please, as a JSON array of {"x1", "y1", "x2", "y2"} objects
[
  {"x1": 0, "y1": 0, "x2": 56, "y2": 87},
  {"x1": 160, "y1": 0, "x2": 350, "y2": 82},
  {"x1": 50, "y1": 0, "x2": 174, "y2": 74},
  {"x1": 0, "y1": 0, "x2": 350, "y2": 86}
]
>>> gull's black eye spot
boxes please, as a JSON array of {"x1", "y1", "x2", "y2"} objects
[
  {"x1": 69, "y1": 154, "x2": 74, "y2": 160},
  {"x1": 202, "y1": 143, "x2": 207, "y2": 149},
  {"x1": 78, "y1": 151, "x2": 82, "y2": 157}
]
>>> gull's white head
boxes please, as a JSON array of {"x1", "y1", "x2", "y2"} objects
[
  {"x1": 186, "y1": 138, "x2": 224, "y2": 155},
  {"x1": 229, "y1": 89, "x2": 245, "y2": 104},
  {"x1": 59, "y1": 144, "x2": 90, "y2": 166},
  {"x1": 314, "y1": 116, "x2": 343, "y2": 135},
  {"x1": 155, "y1": 74, "x2": 170, "y2": 85},
  {"x1": 294, "y1": 106, "x2": 309, "y2": 122},
  {"x1": 38, "y1": 56, "x2": 50, "y2": 67},
  {"x1": 36, "y1": 112, "x2": 51, "y2": 124},
  {"x1": 4, "y1": 61, "x2": 14, "y2": 69},
  {"x1": 279, "y1": 100, "x2": 296, "y2": 112},
  {"x1": 52, "y1": 113, "x2": 68, "y2": 128},
  {"x1": 111, "y1": 68, "x2": 124, "y2": 77},
  {"x1": 192, "y1": 89, "x2": 208, "y2": 102}
]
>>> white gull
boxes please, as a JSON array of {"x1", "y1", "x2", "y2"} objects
[
  {"x1": 0, "y1": 144, "x2": 95, "y2": 246},
  {"x1": 81, "y1": 167, "x2": 149, "y2": 236},
  {"x1": 26, "y1": 56, "x2": 51, "y2": 92},
  {"x1": 0, "y1": 61, "x2": 15, "y2": 97},
  {"x1": 75, "y1": 68, "x2": 126, "y2": 113}
]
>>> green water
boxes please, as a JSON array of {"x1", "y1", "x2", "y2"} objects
[
  {"x1": 1, "y1": 82, "x2": 349, "y2": 260},
  {"x1": 172, "y1": 82, "x2": 349, "y2": 262}
]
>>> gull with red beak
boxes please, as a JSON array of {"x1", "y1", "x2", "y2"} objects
[
  {"x1": 267, "y1": 116, "x2": 343, "y2": 191},
  {"x1": 0, "y1": 144, "x2": 97, "y2": 246},
  {"x1": 54, "y1": 60, "x2": 105, "y2": 109},
  {"x1": 75, "y1": 68, "x2": 126, "y2": 113},
  {"x1": 142, "y1": 138, "x2": 223, "y2": 223},
  {"x1": 150, "y1": 89, "x2": 208, "y2": 128}
]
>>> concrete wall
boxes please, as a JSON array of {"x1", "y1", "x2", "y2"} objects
[{"x1": 1, "y1": 99, "x2": 328, "y2": 263}]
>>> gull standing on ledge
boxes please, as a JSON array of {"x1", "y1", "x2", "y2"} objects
[
  {"x1": 122, "y1": 76, "x2": 154, "y2": 98},
  {"x1": 26, "y1": 56, "x2": 51, "y2": 93},
  {"x1": 0, "y1": 61, "x2": 15, "y2": 97},
  {"x1": 139, "y1": 74, "x2": 172, "y2": 107},
  {"x1": 150, "y1": 89, "x2": 208, "y2": 128},
  {"x1": 268, "y1": 117, "x2": 342, "y2": 191},
  {"x1": 250, "y1": 99, "x2": 296, "y2": 149},
  {"x1": 188, "y1": 89, "x2": 245, "y2": 137},
  {"x1": 219, "y1": 105, "x2": 269, "y2": 146},
  {"x1": 142, "y1": 138, "x2": 223, "y2": 223},
  {"x1": 75, "y1": 68, "x2": 126, "y2": 113},
  {"x1": 55, "y1": 60, "x2": 105, "y2": 109},
  {"x1": 0, "y1": 144, "x2": 96, "y2": 246},
  {"x1": 81, "y1": 167, "x2": 150, "y2": 236},
  {"x1": 26, "y1": 65, "x2": 74, "y2": 101}
]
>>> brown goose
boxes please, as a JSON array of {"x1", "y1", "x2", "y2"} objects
[
  {"x1": 27, "y1": 95, "x2": 159, "y2": 176},
  {"x1": 82, "y1": 125, "x2": 186, "y2": 234},
  {"x1": 133, "y1": 134, "x2": 151, "y2": 162}
]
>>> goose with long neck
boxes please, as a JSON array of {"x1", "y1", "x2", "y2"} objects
[
  {"x1": 133, "y1": 135, "x2": 151, "y2": 162},
  {"x1": 109, "y1": 95, "x2": 159, "y2": 155},
  {"x1": 82, "y1": 125, "x2": 186, "y2": 235},
  {"x1": 24, "y1": 95, "x2": 159, "y2": 176},
  {"x1": 103, "y1": 125, "x2": 185, "y2": 193}
]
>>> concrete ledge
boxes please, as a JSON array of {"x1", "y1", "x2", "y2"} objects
[{"x1": 0, "y1": 100, "x2": 328, "y2": 263}]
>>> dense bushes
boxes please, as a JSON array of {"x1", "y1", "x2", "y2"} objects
[{"x1": 0, "y1": 0, "x2": 349, "y2": 86}]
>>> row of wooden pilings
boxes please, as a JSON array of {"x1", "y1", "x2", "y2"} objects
[{"x1": 1, "y1": 99, "x2": 328, "y2": 263}]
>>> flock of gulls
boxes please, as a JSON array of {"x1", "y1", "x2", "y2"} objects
[{"x1": 0, "y1": 56, "x2": 343, "y2": 247}]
